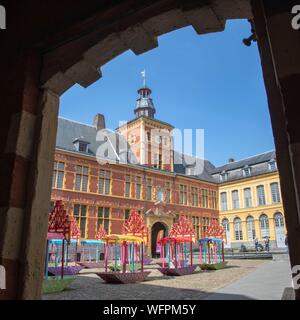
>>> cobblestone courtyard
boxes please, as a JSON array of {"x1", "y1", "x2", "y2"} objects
[{"x1": 43, "y1": 259, "x2": 271, "y2": 300}]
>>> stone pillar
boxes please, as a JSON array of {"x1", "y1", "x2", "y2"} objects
[
  {"x1": 0, "y1": 51, "x2": 59, "y2": 299},
  {"x1": 252, "y1": 0, "x2": 300, "y2": 299}
]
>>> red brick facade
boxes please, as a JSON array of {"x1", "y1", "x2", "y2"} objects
[{"x1": 51, "y1": 149, "x2": 219, "y2": 242}]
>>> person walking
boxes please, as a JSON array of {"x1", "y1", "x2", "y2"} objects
[{"x1": 264, "y1": 237, "x2": 270, "y2": 252}]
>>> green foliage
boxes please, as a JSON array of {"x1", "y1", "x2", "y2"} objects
[
  {"x1": 108, "y1": 263, "x2": 142, "y2": 272},
  {"x1": 43, "y1": 277, "x2": 75, "y2": 294}
]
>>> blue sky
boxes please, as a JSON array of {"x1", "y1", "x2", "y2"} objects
[{"x1": 60, "y1": 19, "x2": 274, "y2": 167}]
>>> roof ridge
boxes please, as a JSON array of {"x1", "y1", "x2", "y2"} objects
[
  {"x1": 215, "y1": 149, "x2": 275, "y2": 168},
  {"x1": 59, "y1": 116, "x2": 96, "y2": 128},
  {"x1": 173, "y1": 150, "x2": 212, "y2": 164}
]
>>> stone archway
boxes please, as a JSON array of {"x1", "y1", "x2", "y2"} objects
[
  {"x1": 2, "y1": 0, "x2": 300, "y2": 300},
  {"x1": 151, "y1": 221, "x2": 168, "y2": 258}
]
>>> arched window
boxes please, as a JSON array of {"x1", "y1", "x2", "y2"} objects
[
  {"x1": 222, "y1": 218, "x2": 230, "y2": 232},
  {"x1": 274, "y1": 212, "x2": 284, "y2": 228},
  {"x1": 234, "y1": 217, "x2": 243, "y2": 240},
  {"x1": 222, "y1": 218, "x2": 230, "y2": 241},
  {"x1": 259, "y1": 214, "x2": 270, "y2": 238},
  {"x1": 246, "y1": 216, "x2": 256, "y2": 240}
]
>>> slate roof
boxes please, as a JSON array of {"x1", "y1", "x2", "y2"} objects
[
  {"x1": 56, "y1": 117, "x2": 215, "y2": 182},
  {"x1": 56, "y1": 117, "x2": 137, "y2": 164},
  {"x1": 56, "y1": 117, "x2": 277, "y2": 184},
  {"x1": 173, "y1": 151, "x2": 216, "y2": 183},
  {"x1": 209, "y1": 150, "x2": 277, "y2": 182}
]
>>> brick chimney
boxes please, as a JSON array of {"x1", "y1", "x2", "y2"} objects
[{"x1": 93, "y1": 114, "x2": 106, "y2": 130}]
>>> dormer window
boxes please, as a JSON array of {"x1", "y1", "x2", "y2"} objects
[
  {"x1": 73, "y1": 137, "x2": 90, "y2": 153},
  {"x1": 243, "y1": 166, "x2": 251, "y2": 177},
  {"x1": 269, "y1": 159, "x2": 277, "y2": 171},
  {"x1": 220, "y1": 171, "x2": 228, "y2": 182}
]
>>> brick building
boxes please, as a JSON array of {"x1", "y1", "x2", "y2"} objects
[
  {"x1": 51, "y1": 85, "x2": 219, "y2": 256},
  {"x1": 51, "y1": 83, "x2": 285, "y2": 255}
]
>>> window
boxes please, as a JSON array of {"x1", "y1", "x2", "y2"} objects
[
  {"x1": 97, "y1": 207, "x2": 110, "y2": 233},
  {"x1": 191, "y1": 215, "x2": 200, "y2": 240},
  {"x1": 220, "y1": 192, "x2": 227, "y2": 211},
  {"x1": 98, "y1": 170, "x2": 111, "y2": 195},
  {"x1": 201, "y1": 189, "x2": 209, "y2": 208},
  {"x1": 125, "y1": 175, "x2": 131, "y2": 198},
  {"x1": 179, "y1": 185, "x2": 187, "y2": 205},
  {"x1": 157, "y1": 190, "x2": 163, "y2": 202},
  {"x1": 147, "y1": 131, "x2": 151, "y2": 141},
  {"x1": 202, "y1": 217, "x2": 210, "y2": 237},
  {"x1": 234, "y1": 217, "x2": 243, "y2": 240},
  {"x1": 269, "y1": 160, "x2": 277, "y2": 171},
  {"x1": 256, "y1": 185, "x2": 266, "y2": 206},
  {"x1": 222, "y1": 218, "x2": 230, "y2": 240},
  {"x1": 165, "y1": 182, "x2": 171, "y2": 203},
  {"x1": 73, "y1": 138, "x2": 89, "y2": 153},
  {"x1": 270, "y1": 182, "x2": 281, "y2": 203},
  {"x1": 244, "y1": 188, "x2": 252, "y2": 208},
  {"x1": 191, "y1": 187, "x2": 199, "y2": 207},
  {"x1": 153, "y1": 153, "x2": 163, "y2": 169},
  {"x1": 146, "y1": 178, "x2": 152, "y2": 201},
  {"x1": 243, "y1": 166, "x2": 251, "y2": 177},
  {"x1": 52, "y1": 161, "x2": 65, "y2": 189},
  {"x1": 246, "y1": 216, "x2": 256, "y2": 240},
  {"x1": 232, "y1": 190, "x2": 240, "y2": 209},
  {"x1": 220, "y1": 171, "x2": 228, "y2": 182},
  {"x1": 75, "y1": 165, "x2": 89, "y2": 192},
  {"x1": 274, "y1": 212, "x2": 284, "y2": 228},
  {"x1": 211, "y1": 191, "x2": 218, "y2": 209},
  {"x1": 78, "y1": 142, "x2": 88, "y2": 153},
  {"x1": 260, "y1": 214, "x2": 270, "y2": 238},
  {"x1": 135, "y1": 176, "x2": 142, "y2": 199},
  {"x1": 124, "y1": 209, "x2": 131, "y2": 221},
  {"x1": 73, "y1": 204, "x2": 87, "y2": 238}
]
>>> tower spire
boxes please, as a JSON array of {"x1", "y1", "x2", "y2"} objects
[{"x1": 134, "y1": 71, "x2": 156, "y2": 119}]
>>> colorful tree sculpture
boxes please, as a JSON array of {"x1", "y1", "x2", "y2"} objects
[
  {"x1": 47, "y1": 200, "x2": 71, "y2": 279},
  {"x1": 70, "y1": 215, "x2": 81, "y2": 243},
  {"x1": 199, "y1": 220, "x2": 226, "y2": 267},
  {"x1": 123, "y1": 211, "x2": 148, "y2": 244},
  {"x1": 96, "y1": 225, "x2": 107, "y2": 241},
  {"x1": 157, "y1": 216, "x2": 197, "y2": 276},
  {"x1": 169, "y1": 216, "x2": 196, "y2": 242},
  {"x1": 48, "y1": 200, "x2": 71, "y2": 243},
  {"x1": 204, "y1": 219, "x2": 226, "y2": 241}
]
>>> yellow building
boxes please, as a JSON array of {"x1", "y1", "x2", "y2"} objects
[{"x1": 211, "y1": 151, "x2": 286, "y2": 250}]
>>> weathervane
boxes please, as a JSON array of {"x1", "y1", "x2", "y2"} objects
[{"x1": 141, "y1": 69, "x2": 146, "y2": 87}]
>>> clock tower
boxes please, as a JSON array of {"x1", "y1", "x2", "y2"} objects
[{"x1": 117, "y1": 82, "x2": 174, "y2": 171}]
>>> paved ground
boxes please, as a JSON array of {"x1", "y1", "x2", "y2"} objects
[
  {"x1": 204, "y1": 254, "x2": 291, "y2": 300},
  {"x1": 43, "y1": 259, "x2": 271, "y2": 300}
]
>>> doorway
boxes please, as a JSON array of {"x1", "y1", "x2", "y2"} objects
[{"x1": 151, "y1": 222, "x2": 167, "y2": 258}]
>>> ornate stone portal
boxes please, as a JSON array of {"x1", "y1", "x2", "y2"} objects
[{"x1": 144, "y1": 202, "x2": 176, "y2": 257}]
